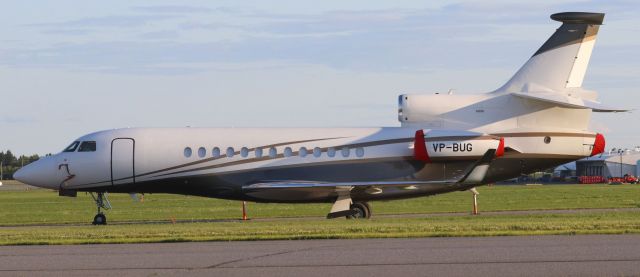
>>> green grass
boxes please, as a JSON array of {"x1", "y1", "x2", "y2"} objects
[
  {"x1": 2, "y1": 212, "x2": 640, "y2": 245},
  {"x1": 0, "y1": 184, "x2": 639, "y2": 245},
  {"x1": 1, "y1": 184, "x2": 639, "y2": 225}
]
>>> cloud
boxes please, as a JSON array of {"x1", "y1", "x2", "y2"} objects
[
  {"x1": 138, "y1": 30, "x2": 180, "y2": 40},
  {"x1": 131, "y1": 5, "x2": 213, "y2": 14},
  {"x1": 5, "y1": 1, "x2": 639, "y2": 75},
  {"x1": 26, "y1": 14, "x2": 179, "y2": 29},
  {"x1": 0, "y1": 116, "x2": 36, "y2": 124},
  {"x1": 40, "y1": 29, "x2": 94, "y2": 36}
]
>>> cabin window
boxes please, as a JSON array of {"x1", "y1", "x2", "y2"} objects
[
  {"x1": 255, "y1": 148, "x2": 263, "y2": 158},
  {"x1": 226, "y1": 147, "x2": 235, "y2": 158},
  {"x1": 212, "y1": 147, "x2": 221, "y2": 158},
  {"x1": 544, "y1": 136, "x2": 551, "y2": 144},
  {"x1": 341, "y1": 147, "x2": 350, "y2": 157},
  {"x1": 356, "y1": 147, "x2": 364, "y2": 157},
  {"x1": 327, "y1": 147, "x2": 336, "y2": 157},
  {"x1": 198, "y1": 147, "x2": 206, "y2": 158},
  {"x1": 313, "y1": 147, "x2": 322, "y2": 157},
  {"x1": 284, "y1": 147, "x2": 293, "y2": 157},
  {"x1": 269, "y1": 147, "x2": 277, "y2": 158},
  {"x1": 184, "y1": 147, "x2": 192, "y2": 158},
  {"x1": 63, "y1": 141, "x2": 80, "y2": 152},
  {"x1": 78, "y1": 141, "x2": 96, "y2": 152},
  {"x1": 299, "y1": 147, "x2": 308, "y2": 157},
  {"x1": 241, "y1": 147, "x2": 249, "y2": 158}
]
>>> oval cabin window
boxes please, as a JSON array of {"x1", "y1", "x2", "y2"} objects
[
  {"x1": 299, "y1": 147, "x2": 308, "y2": 157},
  {"x1": 341, "y1": 147, "x2": 350, "y2": 157},
  {"x1": 327, "y1": 147, "x2": 336, "y2": 157},
  {"x1": 198, "y1": 147, "x2": 206, "y2": 158},
  {"x1": 313, "y1": 147, "x2": 322, "y2": 157},
  {"x1": 212, "y1": 147, "x2": 220, "y2": 158},
  {"x1": 241, "y1": 147, "x2": 249, "y2": 158},
  {"x1": 226, "y1": 147, "x2": 235, "y2": 158},
  {"x1": 184, "y1": 147, "x2": 192, "y2": 158},
  {"x1": 356, "y1": 147, "x2": 364, "y2": 157},
  {"x1": 255, "y1": 148, "x2": 263, "y2": 158},
  {"x1": 284, "y1": 147, "x2": 293, "y2": 157},
  {"x1": 269, "y1": 147, "x2": 277, "y2": 158}
]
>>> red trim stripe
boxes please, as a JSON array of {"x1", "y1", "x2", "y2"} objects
[
  {"x1": 414, "y1": 130, "x2": 430, "y2": 162},
  {"x1": 495, "y1": 137, "x2": 505, "y2": 157},
  {"x1": 590, "y1": 133, "x2": 605, "y2": 156}
]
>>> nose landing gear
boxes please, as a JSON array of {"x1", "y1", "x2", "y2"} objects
[{"x1": 90, "y1": 192, "x2": 111, "y2": 225}]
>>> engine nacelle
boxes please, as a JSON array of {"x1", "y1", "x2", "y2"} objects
[
  {"x1": 398, "y1": 94, "x2": 489, "y2": 128},
  {"x1": 414, "y1": 129, "x2": 504, "y2": 162}
]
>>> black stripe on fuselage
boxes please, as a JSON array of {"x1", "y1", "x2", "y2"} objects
[
  {"x1": 148, "y1": 135, "x2": 501, "y2": 179},
  {"x1": 69, "y1": 132, "x2": 588, "y2": 188},
  {"x1": 134, "y1": 136, "x2": 347, "y2": 178}
]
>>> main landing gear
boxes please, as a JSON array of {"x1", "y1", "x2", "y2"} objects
[
  {"x1": 90, "y1": 192, "x2": 111, "y2": 225},
  {"x1": 347, "y1": 202, "x2": 372, "y2": 219},
  {"x1": 326, "y1": 191, "x2": 372, "y2": 219}
]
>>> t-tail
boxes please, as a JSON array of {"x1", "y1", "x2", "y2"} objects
[
  {"x1": 492, "y1": 12, "x2": 625, "y2": 112},
  {"x1": 398, "y1": 12, "x2": 626, "y2": 133},
  {"x1": 496, "y1": 12, "x2": 604, "y2": 93}
]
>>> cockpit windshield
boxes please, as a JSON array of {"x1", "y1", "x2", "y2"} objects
[
  {"x1": 63, "y1": 141, "x2": 80, "y2": 152},
  {"x1": 78, "y1": 141, "x2": 97, "y2": 152}
]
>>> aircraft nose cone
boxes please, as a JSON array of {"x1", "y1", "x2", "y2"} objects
[
  {"x1": 13, "y1": 167, "x2": 27, "y2": 183},
  {"x1": 13, "y1": 163, "x2": 38, "y2": 186},
  {"x1": 12, "y1": 158, "x2": 58, "y2": 189}
]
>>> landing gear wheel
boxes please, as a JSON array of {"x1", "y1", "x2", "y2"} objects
[
  {"x1": 90, "y1": 192, "x2": 111, "y2": 225},
  {"x1": 347, "y1": 202, "x2": 371, "y2": 219},
  {"x1": 93, "y1": 213, "x2": 107, "y2": 225}
]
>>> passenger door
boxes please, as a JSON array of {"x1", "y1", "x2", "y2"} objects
[{"x1": 111, "y1": 138, "x2": 135, "y2": 186}]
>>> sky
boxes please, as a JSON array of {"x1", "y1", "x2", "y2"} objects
[{"x1": 1, "y1": 0, "x2": 639, "y2": 155}]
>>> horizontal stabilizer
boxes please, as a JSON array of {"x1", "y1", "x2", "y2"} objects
[{"x1": 512, "y1": 92, "x2": 628, "y2": 112}]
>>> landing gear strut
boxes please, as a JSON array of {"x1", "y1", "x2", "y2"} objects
[
  {"x1": 347, "y1": 202, "x2": 371, "y2": 219},
  {"x1": 90, "y1": 192, "x2": 111, "y2": 225}
]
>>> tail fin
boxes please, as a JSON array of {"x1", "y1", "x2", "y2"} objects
[{"x1": 495, "y1": 12, "x2": 604, "y2": 93}]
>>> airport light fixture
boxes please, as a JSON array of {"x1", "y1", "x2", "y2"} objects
[{"x1": 618, "y1": 149, "x2": 625, "y2": 178}]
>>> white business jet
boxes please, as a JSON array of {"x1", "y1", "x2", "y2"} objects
[{"x1": 15, "y1": 12, "x2": 623, "y2": 224}]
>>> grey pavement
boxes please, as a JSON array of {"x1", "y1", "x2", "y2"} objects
[{"x1": 1, "y1": 235, "x2": 639, "y2": 276}]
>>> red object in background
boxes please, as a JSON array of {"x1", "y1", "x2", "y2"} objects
[
  {"x1": 580, "y1": 175, "x2": 639, "y2": 184},
  {"x1": 578, "y1": 176, "x2": 607, "y2": 184}
]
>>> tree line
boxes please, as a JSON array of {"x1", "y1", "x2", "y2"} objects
[{"x1": 0, "y1": 151, "x2": 45, "y2": 179}]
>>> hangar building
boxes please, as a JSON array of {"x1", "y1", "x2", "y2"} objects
[{"x1": 575, "y1": 148, "x2": 640, "y2": 178}]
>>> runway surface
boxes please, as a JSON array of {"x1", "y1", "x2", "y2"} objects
[{"x1": 1, "y1": 235, "x2": 639, "y2": 276}]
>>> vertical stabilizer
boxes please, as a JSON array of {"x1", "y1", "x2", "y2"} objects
[{"x1": 495, "y1": 12, "x2": 604, "y2": 93}]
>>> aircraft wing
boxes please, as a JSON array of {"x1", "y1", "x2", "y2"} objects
[
  {"x1": 511, "y1": 92, "x2": 628, "y2": 112},
  {"x1": 242, "y1": 149, "x2": 497, "y2": 218},
  {"x1": 244, "y1": 149, "x2": 495, "y2": 192},
  {"x1": 244, "y1": 180, "x2": 457, "y2": 190}
]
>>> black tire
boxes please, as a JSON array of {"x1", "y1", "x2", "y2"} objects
[
  {"x1": 347, "y1": 202, "x2": 371, "y2": 219},
  {"x1": 93, "y1": 213, "x2": 107, "y2": 225}
]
